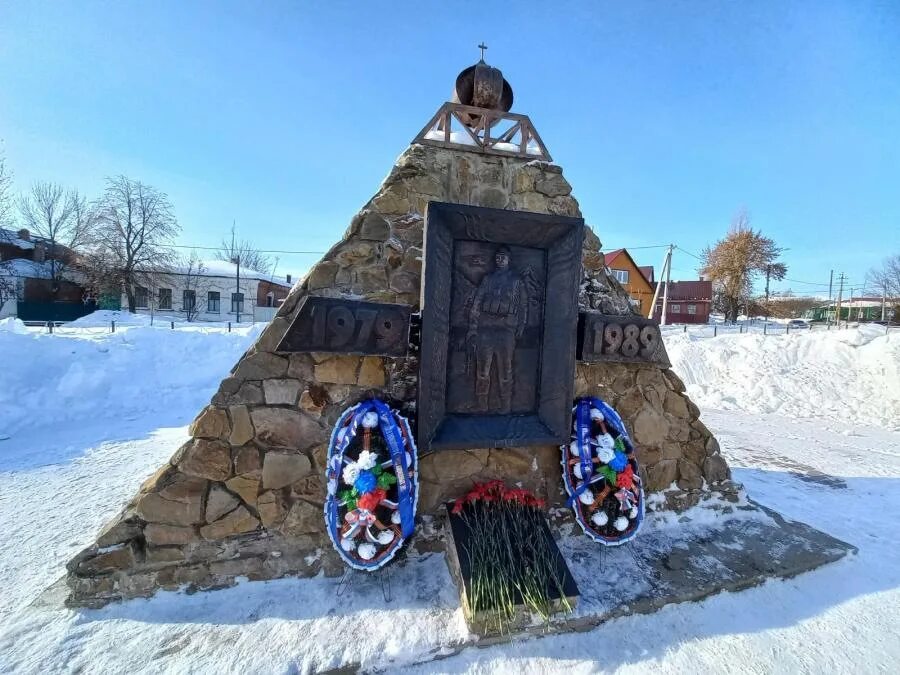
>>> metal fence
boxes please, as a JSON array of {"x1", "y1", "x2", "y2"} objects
[
  {"x1": 21, "y1": 318, "x2": 267, "y2": 335},
  {"x1": 660, "y1": 319, "x2": 899, "y2": 339}
]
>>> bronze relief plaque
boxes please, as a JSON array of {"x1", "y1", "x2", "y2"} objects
[{"x1": 419, "y1": 202, "x2": 584, "y2": 452}]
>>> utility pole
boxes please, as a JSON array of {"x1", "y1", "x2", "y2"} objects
[
  {"x1": 230, "y1": 224, "x2": 242, "y2": 324},
  {"x1": 646, "y1": 245, "x2": 672, "y2": 321},
  {"x1": 827, "y1": 269, "x2": 833, "y2": 326},
  {"x1": 835, "y1": 273, "x2": 845, "y2": 327},
  {"x1": 764, "y1": 264, "x2": 772, "y2": 322},
  {"x1": 660, "y1": 244, "x2": 674, "y2": 326}
]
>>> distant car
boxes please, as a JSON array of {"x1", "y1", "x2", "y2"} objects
[{"x1": 788, "y1": 319, "x2": 809, "y2": 329}]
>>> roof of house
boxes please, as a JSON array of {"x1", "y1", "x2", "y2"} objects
[
  {"x1": 653, "y1": 280, "x2": 712, "y2": 302},
  {"x1": 0, "y1": 227, "x2": 37, "y2": 251},
  {"x1": 166, "y1": 259, "x2": 293, "y2": 287},
  {"x1": 603, "y1": 249, "x2": 653, "y2": 285}
]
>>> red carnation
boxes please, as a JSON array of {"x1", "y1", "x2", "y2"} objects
[{"x1": 451, "y1": 498, "x2": 464, "y2": 515}]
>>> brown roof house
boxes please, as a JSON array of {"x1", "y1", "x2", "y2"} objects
[
  {"x1": 653, "y1": 280, "x2": 713, "y2": 324},
  {"x1": 603, "y1": 248, "x2": 655, "y2": 315}
]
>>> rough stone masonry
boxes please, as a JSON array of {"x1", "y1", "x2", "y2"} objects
[{"x1": 66, "y1": 143, "x2": 736, "y2": 607}]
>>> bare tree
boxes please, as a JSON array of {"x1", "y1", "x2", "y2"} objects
[
  {"x1": 179, "y1": 252, "x2": 212, "y2": 322},
  {"x1": 17, "y1": 182, "x2": 91, "y2": 297},
  {"x1": 217, "y1": 224, "x2": 271, "y2": 275},
  {"x1": 867, "y1": 254, "x2": 900, "y2": 299},
  {"x1": 90, "y1": 176, "x2": 180, "y2": 313},
  {"x1": 0, "y1": 153, "x2": 14, "y2": 229},
  {"x1": 701, "y1": 209, "x2": 787, "y2": 322}
]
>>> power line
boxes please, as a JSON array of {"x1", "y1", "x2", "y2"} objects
[{"x1": 161, "y1": 243, "x2": 327, "y2": 255}]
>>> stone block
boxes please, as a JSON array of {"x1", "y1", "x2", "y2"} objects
[
  {"x1": 263, "y1": 379, "x2": 301, "y2": 405},
  {"x1": 354, "y1": 266, "x2": 388, "y2": 288},
  {"x1": 476, "y1": 187, "x2": 508, "y2": 208},
  {"x1": 235, "y1": 352, "x2": 288, "y2": 381},
  {"x1": 78, "y1": 544, "x2": 135, "y2": 574},
  {"x1": 206, "y1": 485, "x2": 240, "y2": 522},
  {"x1": 189, "y1": 407, "x2": 231, "y2": 440},
  {"x1": 389, "y1": 271, "x2": 418, "y2": 294},
  {"x1": 535, "y1": 173, "x2": 572, "y2": 197},
  {"x1": 299, "y1": 388, "x2": 326, "y2": 417},
  {"x1": 257, "y1": 490, "x2": 288, "y2": 529},
  {"x1": 664, "y1": 369, "x2": 686, "y2": 393},
  {"x1": 632, "y1": 408, "x2": 669, "y2": 448},
  {"x1": 233, "y1": 445, "x2": 260, "y2": 474},
  {"x1": 646, "y1": 459, "x2": 678, "y2": 491},
  {"x1": 230, "y1": 382, "x2": 264, "y2": 405},
  {"x1": 287, "y1": 354, "x2": 314, "y2": 380},
  {"x1": 334, "y1": 241, "x2": 375, "y2": 266},
  {"x1": 314, "y1": 356, "x2": 360, "y2": 385},
  {"x1": 704, "y1": 454, "x2": 731, "y2": 483},
  {"x1": 281, "y1": 499, "x2": 323, "y2": 536},
  {"x1": 145, "y1": 523, "x2": 196, "y2": 546},
  {"x1": 145, "y1": 547, "x2": 186, "y2": 565},
  {"x1": 228, "y1": 406, "x2": 254, "y2": 446},
  {"x1": 251, "y1": 407, "x2": 325, "y2": 450},
  {"x1": 371, "y1": 189, "x2": 410, "y2": 215},
  {"x1": 95, "y1": 516, "x2": 141, "y2": 548},
  {"x1": 359, "y1": 212, "x2": 390, "y2": 241},
  {"x1": 135, "y1": 475, "x2": 206, "y2": 526},
  {"x1": 677, "y1": 459, "x2": 704, "y2": 491},
  {"x1": 200, "y1": 506, "x2": 259, "y2": 541},
  {"x1": 307, "y1": 261, "x2": 339, "y2": 290},
  {"x1": 357, "y1": 357, "x2": 386, "y2": 388},
  {"x1": 226, "y1": 474, "x2": 260, "y2": 507},
  {"x1": 262, "y1": 451, "x2": 312, "y2": 490},
  {"x1": 178, "y1": 439, "x2": 232, "y2": 482},
  {"x1": 663, "y1": 390, "x2": 691, "y2": 420}
]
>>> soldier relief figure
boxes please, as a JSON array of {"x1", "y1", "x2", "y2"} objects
[
  {"x1": 447, "y1": 242, "x2": 545, "y2": 416},
  {"x1": 467, "y1": 247, "x2": 527, "y2": 413}
]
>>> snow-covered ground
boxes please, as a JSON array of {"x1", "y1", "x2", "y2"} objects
[{"x1": 0, "y1": 321, "x2": 898, "y2": 673}]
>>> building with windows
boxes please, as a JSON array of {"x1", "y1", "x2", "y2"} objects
[
  {"x1": 123, "y1": 259, "x2": 294, "y2": 323},
  {"x1": 603, "y1": 248, "x2": 655, "y2": 315},
  {"x1": 0, "y1": 227, "x2": 89, "y2": 321},
  {"x1": 652, "y1": 280, "x2": 713, "y2": 324}
]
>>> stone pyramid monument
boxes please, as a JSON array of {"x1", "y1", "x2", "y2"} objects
[{"x1": 67, "y1": 58, "x2": 734, "y2": 607}]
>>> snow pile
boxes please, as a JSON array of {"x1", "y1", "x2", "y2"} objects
[
  {"x1": 67, "y1": 310, "x2": 157, "y2": 327},
  {"x1": 666, "y1": 325, "x2": 900, "y2": 430},
  {"x1": 0, "y1": 324, "x2": 262, "y2": 439},
  {"x1": 0, "y1": 317, "x2": 27, "y2": 334}
]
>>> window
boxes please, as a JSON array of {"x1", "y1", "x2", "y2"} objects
[
  {"x1": 670, "y1": 304, "x2": 681, "y2": 313},
  {"x1": 158, "y1": 288, "x2": 172, "y2": 310},
  {"x1": 612, "y1": 269, "x2": 629, "y2": 284},
  {"x1": 135, "y1": 286, "x2": 148, "y2": 308},
  {"x1": 266, "y1": 291, "x2": 275, "y2": 307},
  {"x1": 687, "y1": 304, "x2": 697, "y2": 315},
  {"x1": 208, "y1": 291, "x2": 220, "y2": 313},
  {"x1": 183, "y1": 289, "x2": 196, "y2": 312},
  {"x1": 231, "y1": 292, "x2": 244, "y2": 314}
]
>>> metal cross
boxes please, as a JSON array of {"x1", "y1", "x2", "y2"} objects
[{"x1": 478, "y1": 42, "x2": 488, "y2": 60}]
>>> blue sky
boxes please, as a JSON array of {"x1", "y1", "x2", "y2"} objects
[{"x1": 1, "y1": 1, "x2": 897, "y2": 296}]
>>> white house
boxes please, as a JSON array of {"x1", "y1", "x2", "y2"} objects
[{"x1": 124, "y1": 260, "x2": 295, "y2": 323}]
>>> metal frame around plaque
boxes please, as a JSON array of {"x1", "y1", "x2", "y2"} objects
[{"x1": 418, "y1": 202, "x2": 584, "y2": 452}]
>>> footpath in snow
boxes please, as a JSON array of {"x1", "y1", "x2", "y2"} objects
[{"x1": 0, "y1": 321, "x2": 897, "y2": 673}]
